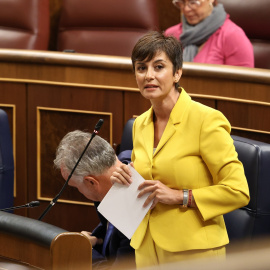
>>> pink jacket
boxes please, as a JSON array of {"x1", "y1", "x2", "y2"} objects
[{"x1": 165, "y1": 15, "x2": 254, "y2": 67}]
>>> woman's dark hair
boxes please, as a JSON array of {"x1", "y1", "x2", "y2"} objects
[{"x1": 131, "y1": 31, "x2": 183, "y2": 77}]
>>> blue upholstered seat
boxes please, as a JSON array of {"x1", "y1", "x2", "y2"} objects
[{"x1": 0, "y1": 109, "x2": 14, "y2": 211}]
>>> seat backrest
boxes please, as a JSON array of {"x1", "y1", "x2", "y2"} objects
[
  {"x1": 224, "y1": 136, "x2": 270, "y2": 242},
  {"x1": 0, "y1": 109, "x2": 14, "y2": 210},
  {"x1": 0, "y1": 0, "x2": 50, "y2": 50},
  {"x1": 119, "y1": 118, "x2": 270, "y2": 242},
  {"x1": 119, "y1": 118, "x2": 136, "y2": 153},
  {"x1": 57, "y1": 0, "x2": 159, "y2": 57},
  {"x1": 0, "y1": 211, "x2": 67, "y2": 246},
  {"x1": 219, "y1": 0, "x2": 270, "y2": 69}
]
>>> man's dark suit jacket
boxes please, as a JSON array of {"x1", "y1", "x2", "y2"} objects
[{"x1": 91, "y1": 150, "x2": 135, "y2": 269}]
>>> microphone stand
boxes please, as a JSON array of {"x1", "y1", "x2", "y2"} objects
[{"x1": 38, "y1": 119, "x2": 104, "y2": 221}]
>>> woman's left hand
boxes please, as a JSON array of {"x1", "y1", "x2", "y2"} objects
[{"x1": 138, "y1": 180, "x2": 182, "y2": 209}]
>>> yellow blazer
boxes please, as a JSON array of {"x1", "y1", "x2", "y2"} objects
[{"x1": 130, "y1": 88, "x2": 250, "y2": 252}]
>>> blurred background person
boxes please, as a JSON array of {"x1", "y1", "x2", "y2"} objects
[{"x1": 165, "y1": 0, "x2": 254, "y2": 67}]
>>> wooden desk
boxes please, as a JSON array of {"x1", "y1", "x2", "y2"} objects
[
  {"x1": 0, "y1": 211, "x2": 92, "y2": 270},
  {"x1": 0, "y1": 49, "x2": 269, "y2": 231}
]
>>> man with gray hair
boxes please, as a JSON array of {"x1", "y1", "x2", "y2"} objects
[{"x1": 54, "y1": 130, "x2": 134, "y2": 269}]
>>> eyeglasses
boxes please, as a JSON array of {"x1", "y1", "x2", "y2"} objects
[{"x1": 172, "y1": 0, "x2": 203, "y2": 10}]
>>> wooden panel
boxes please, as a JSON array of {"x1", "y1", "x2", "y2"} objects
[
  {"x1": 27, "y1": 84, "x2": 123, "y2": 231},
  {"x1": 180, "y1": 64, "x2": 270, "y2": 103},
  {"x1": 0, "y1": 51, "x2": 269, "y2": 232},
  {"x1": 124, "y1": 91, "x2": 151, "y2": 122},
  {"x1": 191, "y1": 97, "x2": 216, "y2": 109},
  {"x1": 218, "y1": 101, "x2": 270, "y2": 144},
  {"x1": 35, "y1": 203, "x2": 100, "y2": 233},
  {"x1": 37, "y1": 107, "x2": 112, "y2": 203},
  {"x1": 218, "y1": 101, "x2": 270, "y2": 132},
  {"x1": 0, "y1": 51, "x2": 137, "y2": 88},
  {"x1": 0, "y1": 233, "x2": 51, "y2": 269}
]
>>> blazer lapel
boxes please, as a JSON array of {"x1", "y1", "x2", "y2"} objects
[
  {"x1": 141, "y1": 109, "x2": 155, "y2": 162},
  {"x1": 154, "y1": 118, "x2": 176, "y2": 157},
  {"x1": 154, "y1": 88, "x2": 191, "y2": 157},
  {"x1": 140, "y1": 88, "x2": 192, "y2": 159}
]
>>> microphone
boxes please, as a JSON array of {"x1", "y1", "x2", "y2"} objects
[
  {"x1": 94, "y1": 119, "x2": 104, "y2": 133},
  {"x1": 38, "y1": 119, "x2": 104, "y2": 220},
  {"x1": 0, "y1": 201, "x2": 40, "y2": 212}
]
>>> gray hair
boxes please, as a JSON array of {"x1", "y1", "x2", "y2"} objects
[{"x1": 54, "y1": 130, "x2": 116, "y2": 178}]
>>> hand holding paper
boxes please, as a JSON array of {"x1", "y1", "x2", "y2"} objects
[{"x1": 97, "y1": 164, "x2": 153, "y2": 239}]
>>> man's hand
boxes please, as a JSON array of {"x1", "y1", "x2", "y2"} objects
[{"x1": 81, "y1": 231, "x2": 103, "y2": 246}]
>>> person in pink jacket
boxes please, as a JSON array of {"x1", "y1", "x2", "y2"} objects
[{"x1": 165, "y1": 0, "x2": 254, "y2": 67}]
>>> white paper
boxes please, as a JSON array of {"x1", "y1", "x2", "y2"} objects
[{"x1": 97, "y1": 164, "x2": 152, "y2": 239}]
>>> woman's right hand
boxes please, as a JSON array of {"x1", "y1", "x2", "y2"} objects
[{"x1": 110, "y1": 162, "x2": 133, "y2": 186}]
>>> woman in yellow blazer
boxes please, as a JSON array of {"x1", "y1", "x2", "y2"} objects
[{"x1": 111, "y1": 31, "x2": 250, "y2": 268}]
